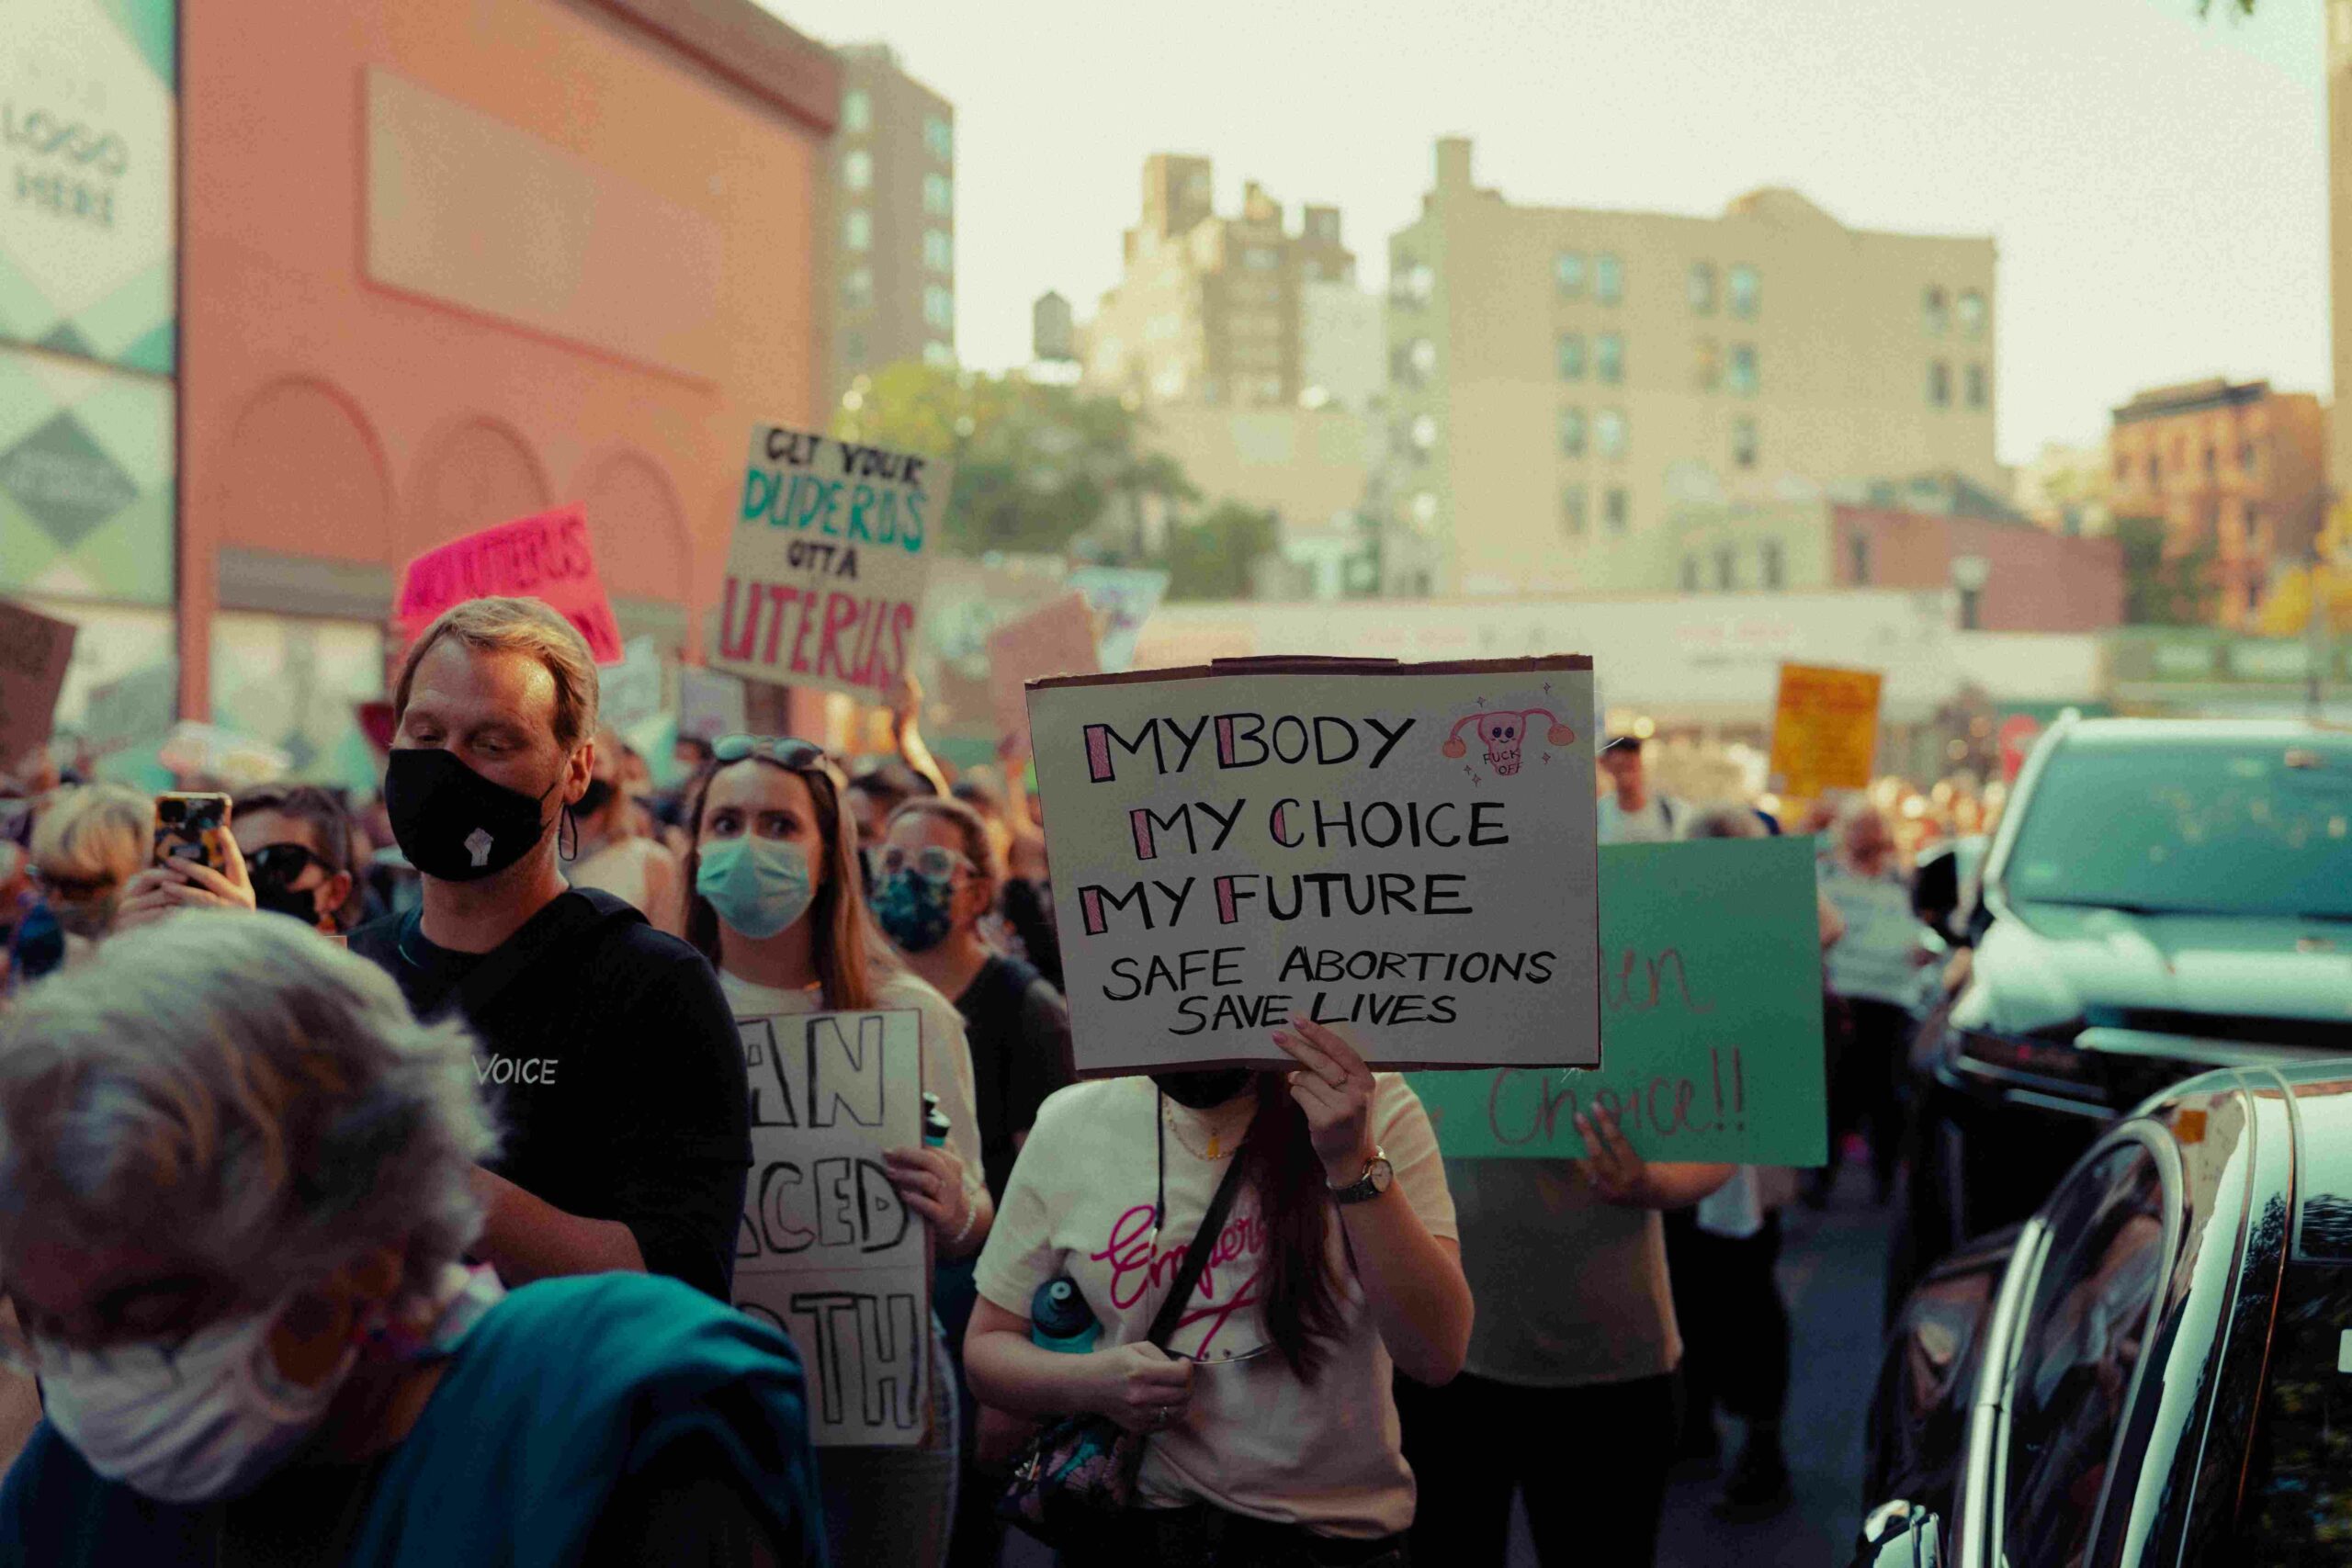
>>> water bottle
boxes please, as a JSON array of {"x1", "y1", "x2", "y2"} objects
[
  {"x1": 922, "y1": 1091, "x2": 950, "y2": 1149},
  {"x1": 1029, "y1": 1277, "x2": 1101, "y2": 1353}
]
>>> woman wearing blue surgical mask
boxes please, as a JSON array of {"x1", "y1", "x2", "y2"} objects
[
  {"x1": 0, "y1": 913, "x2": 825, "y2": 1568},
  {"x1": 683, "y1": 737, "x2": 992, "y2": 1568}
]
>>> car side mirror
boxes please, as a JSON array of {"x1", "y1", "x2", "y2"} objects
[{"x1": 1854, "y1": 1499, "x2": 1944, "y2": 1568}]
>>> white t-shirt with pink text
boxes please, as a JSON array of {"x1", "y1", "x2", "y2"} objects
[{"x1": 974, "y1": 1073, "x2": 1456, "y2": 1539}]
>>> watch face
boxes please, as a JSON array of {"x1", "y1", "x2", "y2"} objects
[{"x1": 1367, "y1": 1157, "x2": 1395, "y2": 1194}]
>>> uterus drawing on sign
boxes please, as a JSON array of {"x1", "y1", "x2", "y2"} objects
[{"x1": 1441, "y1": 705, "x2": 1576, "y2": 779}]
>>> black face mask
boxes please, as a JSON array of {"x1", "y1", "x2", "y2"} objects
[
  {"x1": 384, "y1": 747, "x2": 559, "y2": 884},
  {"x1": 576, "y1": 777, "x2": 617, "y2": 818},
  {"x1": 253, "y1": 883, "x2": 327, "y2": 928},
  {"x1": 1151, "y1": 1068, "x2": 1256, "y2": 1111}
]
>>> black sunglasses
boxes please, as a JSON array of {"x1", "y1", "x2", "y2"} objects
[
  {"x1": 712, "y1": 735, "x2": 831, "y2": 770},
  {"x1": 247, "y1": 842, "x2": 329, "y2": 887}
]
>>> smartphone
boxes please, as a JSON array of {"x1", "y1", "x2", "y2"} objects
[{"x1": 153, "y1": 793, "x2": 232, "y2": 874}]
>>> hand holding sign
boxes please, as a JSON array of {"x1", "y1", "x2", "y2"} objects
[{"x1": 1274, "y1": 1017, "x2": 1377, "y2": 1183}]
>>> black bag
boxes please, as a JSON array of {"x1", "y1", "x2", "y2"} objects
[{"x1": 997, "y1": 1152, "x2": 1250, "y2": 1549}]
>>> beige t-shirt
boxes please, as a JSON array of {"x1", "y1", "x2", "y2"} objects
[
  {"x1": 1450, "y1": 1158, "x2": 1680, "y2": 1388},
  {"x1": 976, "y1": 1074, "x2": 1457, "y2": 1540},
  {"x1": 718, "y1": 967, "x2": 987, "y2": 1211}
]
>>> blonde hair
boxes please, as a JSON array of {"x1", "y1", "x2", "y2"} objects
[
  {"x1": 29, "y1": 784, "x2": 150, "y2": 890},
  {"x1": 393, "y1": 597, "x2": 600, "y2": 750}
]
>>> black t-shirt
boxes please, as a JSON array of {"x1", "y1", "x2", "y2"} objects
[
  {"x1": 350, "y1": 890, "x2": 751, "y2": 1299},
  {"x1": 953, "y1": 955, "x2": 1078, "y2": 1201}
]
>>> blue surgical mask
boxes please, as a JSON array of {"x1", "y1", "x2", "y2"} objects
[{"x1": 696, "y1": 836, "x2": 817, "y2": 939}]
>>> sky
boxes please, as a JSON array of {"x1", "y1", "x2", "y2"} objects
[{"x1": 761, "y1": 0, "x2": 2329, "y2": 466}]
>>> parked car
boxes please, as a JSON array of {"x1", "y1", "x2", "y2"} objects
[
  {"x1": 1892, "y1": 716, "x2": 2352, "y2": 1304},
  {"x1": 1860, "y1": 1061, "x2": 2352, "y2": 1565}
]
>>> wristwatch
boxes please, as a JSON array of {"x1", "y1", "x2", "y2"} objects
[{"x1": 1329, "y1": 1148, "x2": 1394, "y2": 1206}]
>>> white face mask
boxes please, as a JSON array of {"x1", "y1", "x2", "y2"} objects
[{"x1": 34, "y1": 1296, "x2": 356, "y2": 1503}]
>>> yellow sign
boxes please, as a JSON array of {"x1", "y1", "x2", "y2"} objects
[{"x1": 1770, "y1": 663, "x2": 1883, "y2": 800}]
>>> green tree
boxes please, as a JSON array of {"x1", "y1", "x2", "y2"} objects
[
  {"x1": 1165, "y1": 501, "x2": 1282, "y2": 602},
  {"x1": 2116, "y1": 515, "x2": 2221, "y2": 626},
  {"x1": 831, "y1": 364, "x2": 1194, "y2": 556}
]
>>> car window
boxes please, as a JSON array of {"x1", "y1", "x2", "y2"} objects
[
  {"x1": 2240, "y1": 1259, "x2": 2352, "y2": 1558},
  {"x1": 2003, "y1": 739, "x2": 2352, "y2": 919},
  {"x1": 1999, "y1": 1144, "x2": 2171, "y2": 1568}
]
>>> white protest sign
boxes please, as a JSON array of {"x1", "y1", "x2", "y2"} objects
[
  {"x1": 602, "y1": 636, "x2": 665, "y2": 734},
  {"x1": 679, "y1": 666, "x2": 748, "y2": 743},
  {"x1": 729, "y1": 1007, "x2": 931, "y2": 1448},
  {"x1": 710, "y1": 427, "x2": 951, "y2": 702},
  {"x1": 1027, "y1": 656, "x2": 1600, "y2": 1074}
]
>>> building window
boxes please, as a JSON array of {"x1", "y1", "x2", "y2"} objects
[
  {"x1": 1958, "y1": 288, "x2": 1986, "y2": 337},
  {"x1": 1849, "y1": 533, "x2": 1871, "y2": 584},
  {"x1": 922, "y1": 173, "x2": 953, "y2": 217},
  {"x1": 842, "y1": 88, "x2": 871, "y2": 133},
  {"x1": 1242, "y1": 246, "x2": 1281, "y2": 270},
  {"x1": 1713, "y1": 546, "x2": 1736, "y2": 590},
  {"x1": 841, "y1": 266, "x2": 873, "y2": 310},
  {"x1": 1595, "y1": 254, "x2": 1623, "y2": 305},
  {"x1": 1559, "y1": 408, "x2": 1587, "y2": 457},
  {"x1": 1605, "y1": 487, "x2": 1630, "y2": 532},
  {"x1": 1761, "y1": 539, "x2": 1784, "y2": 590},
  {"x1": 1408, "y1": 339, "x2": 1438, "y2": 377},
  {"x1": 924, "y1": 229, "x2": 953, "y2": 274},
  {"x1": 1924, "y1": 286, "x2": 1950, "y2": 334},
  {"x1": 1928, "y1": 361, "x2": 1951, "y2": 407},
  {"x1": 2147, "y1": 456, "x2": 2159, "y2": 487},
  {"x1": 842, "y1": 150, "x2": 872, "y2": 190},
  {"x1": 1965, "y1": 363, "x2": 1987, "y2": 410},
  {"x1": 922, "y1": 340, "x2": 954, "y2": 367},
  {"x1": 923, "y1": 116, "x2": 953, "y2": 162},
  {"x1": 843, "y1": 330, "x2": 865, "y2": 362},
  {"x1": 1555, "y1": 252, "x2": 1586, "y2": 296},
  {"x1": 1396, "y1": 261, "x2": 1435, "y2": 305},
  {"x1": 1410, "y1": 491, "x2": 1441, "y2": 528},
  {"x1": 1563, "y1": 486, "x2": 1588, "y2": 536},
  {"x1": 1959, "y1": 583, "x2": 1984, "y2": 630},
  {"x1": 1680, "y1": 557, "x2": 1701, "y2": 592},
  {"x1": 2204, "y1": 445, "x2": 2217, "y2": 477},
  {"x1": 1733, "y1": 415, "x2": 1758, "y2": 469},
  {"x1": 2241, "y1": 442, "x2": 2258, "y2": 477},
  {"x1": 1596, "y1": 408, "x2": 1627, "y2": 458},
  {"x1": 1689, "y1": 262, "x2": 1716, "y2": 313},
  {"x1": 842, "y1": 208, "x2": 872, "y2": 251},
  {"x1": 1693, "y1": 339, "x2": 1720, "y2": 391},
  {"x1": 1410, "y1": 413, "x2": 1439, "y2": 452},
  {"x1": 1595, "y1": 333, "x2": 1624, "y2": 384},
  {"x1": 1556, "y1": 333, "x2": 1587, "y2": 380},
  {"x1": 1728, "y1": 344, "x2": 1758, "y2": 397},
  {"x1": 1728, "y1": 264, "x2": 1759, "y2": 320},
  {"x1": 923, "y1": 285, "x2": 954, "y2": 331}
]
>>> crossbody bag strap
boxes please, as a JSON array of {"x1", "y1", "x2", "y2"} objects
[{"x1": 1143, "y1": 1153, "x2": 1250, "y2": 1352}]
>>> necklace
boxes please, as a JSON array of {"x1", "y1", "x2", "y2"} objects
[{"x1": 1161, "y1": 1099, "x2": 1250, "y2": 1163}]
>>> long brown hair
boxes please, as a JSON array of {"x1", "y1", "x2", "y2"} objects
[
  {"x1": 682, "y1": 752, "x2": 899, "y2": 1011},
  {"x1": 1240, "y1": 1072, "x2": 1347, "y2": 1384}
]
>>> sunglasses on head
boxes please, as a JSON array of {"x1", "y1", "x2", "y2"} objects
[
  {"x1": 246, "y1": 842, "x2": 329, "y2": 888},
  {"x1": 712, "y1": 735, "x2": 831, "y2": 772}
]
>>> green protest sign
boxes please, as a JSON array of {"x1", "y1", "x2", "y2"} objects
[{"x1": 1408, "y1": 837, "x2": 1828, "y2": 1164}]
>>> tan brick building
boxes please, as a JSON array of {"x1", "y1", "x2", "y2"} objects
[
  {"x1": 829, "y1": 44, "x2": 954, "y2": 400},
  {"x1": 2105, "y1": 378, "x2": 2326, "y2": 628},
  {"x1": 1385, "y1": 137, "x2": 2001, "y2": 597}
]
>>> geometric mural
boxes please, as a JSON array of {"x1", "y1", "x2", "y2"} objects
[
  {"x1": 211, "y1": 612, "x2": 389, "y2": 792},
  {"x1": 1, "y1": 0, "x2": 177, "y2": 374},
  {"x1": 0, "y1": 346, "x2": 173, "y2": 604}
]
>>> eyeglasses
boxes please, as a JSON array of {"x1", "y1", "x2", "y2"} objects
[
  {"x1": 246, "y1": 842, "x2": 328, "y2": 889},
  {"x1": 712, "y1": 735, "x2": 832, "y2": 773},
  {"x1": 876, "y1": 844, "x2": 973, "y2": 884}
]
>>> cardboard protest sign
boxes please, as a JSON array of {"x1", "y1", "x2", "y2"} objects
[
  {"x1": 393, "y1": 505, "x2": 625, "y2": 664},
  {"x1": 986, "y1": 593, "x2": 1101, "y2": 760},
  {"x1": 1028, "y1": 656, "x2": 1600, "y2": 1075},
  {"x1": 1069, "y1": 566, "x2": 1170, "y2": 673},
  {"x1": 1769, "y1": 663, "x2": 1883, "y2": 800},
  {"x1": 602, "y1": 636, "x2": 665, "y2": 733},
  {"x1": 0, "y1": 598, "x2": 75, "y2": 767},
  {"x1": 679, "y1": 666, "x2": 748, "y2": 743},
  {"x1": 729, "y1": 1007, "x2": 931, "y2": 1448},
  {"x1": 919, "y1": 555, "x2": 1069, "y2": 739},
  {"x1": 711, "y1": 426, "x2": 950, "y2": 702},
  {"x1": 81, "y1": 662, "x2": 176, "y2": 756},
  {"x1": 1409, "y1": 838, "x2": 1828, "y2": 1165}
]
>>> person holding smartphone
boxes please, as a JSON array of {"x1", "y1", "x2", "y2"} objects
[
  {"x1": 965, "y1": 1023, "x2": 1472, "y2": 1566},
  {"x1": 105, "y1": 793, "x2": 256, "y2": 935}
]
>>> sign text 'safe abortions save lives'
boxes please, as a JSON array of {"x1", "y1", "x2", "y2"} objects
[{"x1": 1025, "y1": 657, "x2": 1600, "y2": 1075}]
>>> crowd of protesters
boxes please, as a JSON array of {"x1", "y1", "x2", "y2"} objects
[{"x1": 0, "y1": 598, "x2": 1969, "y2": 1568}]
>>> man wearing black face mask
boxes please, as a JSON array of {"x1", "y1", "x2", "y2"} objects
[{"x1": 349, "y1": 598, "x2": 751, "y2": 1301}]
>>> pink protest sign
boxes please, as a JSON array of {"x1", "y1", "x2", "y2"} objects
[
  {"x1": 393, "y1": 505, "x2": 625, "y2": 665},
  {"x1": 986, "y1": 592, "x2": 1101, "y2": 760}
]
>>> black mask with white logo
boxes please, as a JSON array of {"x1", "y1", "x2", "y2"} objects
[
  {"x1": 383, "y1": 748, "x2": 558, "y2": 883},
  {"x1": 1151, "y1": 1068, "x2": 1256, "y2": 1111}
]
